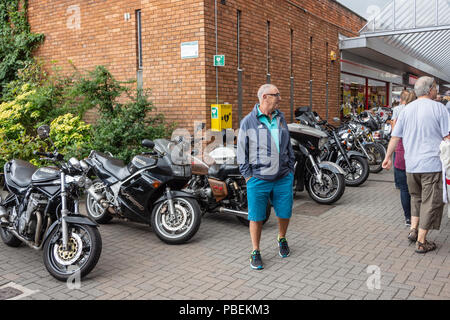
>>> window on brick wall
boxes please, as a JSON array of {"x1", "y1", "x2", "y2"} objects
[{"x1": 136, "y1": 9, "x2": 143, "y2": 70}]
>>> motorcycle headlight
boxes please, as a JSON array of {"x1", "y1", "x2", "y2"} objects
[
  {"x1": 318, "y1": 137, "x2": 327, "y2": 150},
  {"x1": 172, "y1": 165, "x2": 191, "y2": 177},
  {"x1": 68, "y1": 157, "x2": 81, "y2": 170},
  {"x1": 66, "y1": 175, "x2": 86, "y2": 188}
]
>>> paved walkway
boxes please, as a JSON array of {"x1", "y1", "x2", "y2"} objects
[{"x1": 0, "y1": 170, "x2": 449, "y2": 300}]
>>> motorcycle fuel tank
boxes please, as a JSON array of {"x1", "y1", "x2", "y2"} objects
[
  {"x1": 31, "y1": 167, "x2": 59, "y2": 183},
  {"x1": 128, "y1": 155, "x2": 157, "y2": 174}
]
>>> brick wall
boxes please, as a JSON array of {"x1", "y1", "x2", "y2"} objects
[
  {"x1": 28, "y1": 0, "x2": 365, "y2": 131},
  {"x1": 28, "y1": 0, "x2": 208, "y2": 130},
  {"x1": 203, "y1": 0, "x2": 366, "y2": 129}
]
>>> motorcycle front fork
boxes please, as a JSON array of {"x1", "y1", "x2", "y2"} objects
[
  {"x1": 308, "y1": 155, "x2": 323, "y2": 185},
  {"x1": 165, "y1": 187, "x2": 176, "y2": 217},
  {"x1": 60, "y1": 172, "x2": 70, "y2": 250}
]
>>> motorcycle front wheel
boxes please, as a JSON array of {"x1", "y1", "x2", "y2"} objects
[
  {"x1": 366, "y1": 143, "x2": 386, "y2": 174},
  {"x1": 306, "y1": 169, "x2": 345, "y2": 204},
  {"x1": 43, "y1": 224, "x2": 102, "y2": 282},
  {"x1": 151, "y1": 197, "x2": 202, "y2": 244},
  {"x1": 339, "y1": 156, "x2": 370, "y2": 187}
]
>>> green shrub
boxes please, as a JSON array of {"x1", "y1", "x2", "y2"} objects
[
  {"x1": 0, "y1": 0, "x2": 44, "y2": 100},
  {"x1": 71, "y1": 66, "x2": 175, "y2": 162},
  {"x1": 50, "y1": 113, "x2": 93, "y2": 160},
  {"x1": 0, "y1": 63, "x2": 174, "y2": 169},
  {"x1": 0, "y1": 83, "x2": 92, "y2": 168}
]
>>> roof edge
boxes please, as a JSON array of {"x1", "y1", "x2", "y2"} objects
[{"x1": 330, "y1": 0, "x2": 368, "y2": 23}]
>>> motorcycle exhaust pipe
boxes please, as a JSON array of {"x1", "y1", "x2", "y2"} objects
[
  {"x1": 34, "y1": 211, "x2": 43, "y2": 246},
  {"x1": 218, "y1": 207, "x2": 249, "y2": 220},
  {"x1": 87, "y1": 185, "x2": 115, "y2": 214},
  {"x1": 87, "y1": 186, "x2": 105, "y2": 203}
]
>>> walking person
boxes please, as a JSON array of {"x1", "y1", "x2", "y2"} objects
[
  {"x1": 382, "y1": 76, "x2": 450, "y2": 253},
  {"x1": 392, "y1": 90, "x2": 410, "y2": 189},
  {"x1": 391, "y1": 90, "x2": 416, "y2": 226},
  {"x1": 237, "y1": 84, "x2": 295, "y2": 270}
]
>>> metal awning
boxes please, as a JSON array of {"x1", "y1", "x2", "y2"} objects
[{"x1": 340, "y1": 0, "x2": 450, "y2": 84}]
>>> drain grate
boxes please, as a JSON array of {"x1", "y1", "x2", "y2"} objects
[
  {"x1": 0, "y1": 286, "x2": 23, "y2": 300},
  {"x1": 0, "y1": 282, "x2": 38, "y2": 300},
  {"x1": 292, "y1": 201, "x2": 335, "y2": 217}
]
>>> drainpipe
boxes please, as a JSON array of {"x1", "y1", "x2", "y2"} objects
[{"x1": 215, "y1": 0, "x2": 219, "y2": 104}]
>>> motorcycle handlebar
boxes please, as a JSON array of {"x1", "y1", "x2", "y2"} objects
[{"x1": 33, "y1": 151, "x2": 54, "y2": 158}]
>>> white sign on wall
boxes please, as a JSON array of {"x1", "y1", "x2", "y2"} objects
[{"x1": 181, "y1": 41, "x2": 199, "y2": 59}]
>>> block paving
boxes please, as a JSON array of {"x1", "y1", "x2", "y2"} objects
[{"x1": 0, "y1": 170, "x2": 449, "y2": 300}]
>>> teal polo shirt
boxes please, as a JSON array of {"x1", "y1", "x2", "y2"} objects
[{"x1": 257, "y1": 105, "x2": 280, "y2": 152}]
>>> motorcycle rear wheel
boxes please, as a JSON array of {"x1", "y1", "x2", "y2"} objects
[
  {"x1": 0, "y1": 207, "x2": 21, "y2": 247},
  {"x1": 0, "y1": 228, "x2": 22, "y2": 247},
  {"x1": 85, "y1": 179, "x2": 113, "y2": 224}
]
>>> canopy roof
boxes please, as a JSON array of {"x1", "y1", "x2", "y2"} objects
[{"x1": 341, "y1": 0, "x2": 450, "y2": 84}]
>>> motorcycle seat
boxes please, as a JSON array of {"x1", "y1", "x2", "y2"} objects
[
  {"x1": 94, "y1": 152, "x2": 131, "y2": 181},
  {"x1": 208, "y1": 164, "x2": 240, "y2": 180},
  {"x1": 8, "y1": 159, "x2": 37, "y2": 187}
]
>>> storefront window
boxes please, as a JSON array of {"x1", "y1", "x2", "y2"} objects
[
  {"x1": 340, "y1": 73, "x2": 390, "y2": 118},
  {"x1": 368, "y1": 79, "x2": 387, "y2": 109},
  {"x1": 340, "y1": 73, "x2": 366, "y2": 118}
]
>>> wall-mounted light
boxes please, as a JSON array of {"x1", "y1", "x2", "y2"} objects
[
  {"x1": 330, "y1": 51, "x2": 337, "y2": 62},
  {"x1": 124, "y1": 13, "x2": 131, "y2": 21}
]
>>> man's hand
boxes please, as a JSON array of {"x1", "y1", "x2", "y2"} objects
[{"x1": 382, "y1": 156, "x2": 392, "y2": 170}]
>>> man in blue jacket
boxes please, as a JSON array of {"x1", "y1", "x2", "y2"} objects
[{"x1": 237, "y1": 84, "x2": 295, "y2": 270}]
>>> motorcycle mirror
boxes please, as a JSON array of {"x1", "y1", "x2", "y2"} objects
[
  {"x1": 332, "y1": 117, "x2": 340, "y2": 123},
  {"x1": 37, "y1": 125, "x2": 50, "y2": 139},
  {"x1": 142, "y1": 139, "x2": 155, "y2": 149}
]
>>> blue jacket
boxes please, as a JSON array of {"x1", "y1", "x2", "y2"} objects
[{"x1": 237, "y1": 104, "x2": 295, "y2": 181}]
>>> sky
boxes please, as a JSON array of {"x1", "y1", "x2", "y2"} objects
[{"x1": 335, "y1": 0, "x2": 392, "y2": 20}]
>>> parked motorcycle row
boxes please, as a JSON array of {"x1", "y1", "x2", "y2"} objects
[{"x1": 0, "y1": 108, "x2": 392, "y2": 281}]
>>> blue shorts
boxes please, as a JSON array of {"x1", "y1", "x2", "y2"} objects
[{"x1": 246, "y1": 172, "x2": 294, "y2": 222}]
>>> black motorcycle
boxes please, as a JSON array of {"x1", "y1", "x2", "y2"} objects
[
  {"x1": 288, "y1": 123, "x2": 346, "y2": 204},
  {"x1": 321, "y1": 121, "x2": 370, "y2": 187},
  {"x1": 84, "y1": 138, "x2": 202, "y2": 244},
  {"x1": 294, "y1": 107, "x2": 369, "y2": 187},
  {"x1": 0, "y1": 125, "x2": 102, "y2": 281}
]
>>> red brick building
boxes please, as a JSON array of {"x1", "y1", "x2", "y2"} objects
[{"x1": 28, "y1": 0, "x2": 366, "y2": 130}]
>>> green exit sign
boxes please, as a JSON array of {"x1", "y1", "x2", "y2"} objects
[{"x1": 214, "y1": 55, "x2": 225, "y2": 67}]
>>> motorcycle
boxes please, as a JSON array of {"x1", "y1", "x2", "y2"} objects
[
  {"x1": 0, "y1": 125, "x2": 102, "y2": 281},
  {"x1": 84, "y1": 138, "x2": 202, "y2": 245},
  {"x1": 184, "y1": 144, "x2": 271, "y2": 226},
  {"x1": 288, "y1": 123, "x2": 346, "y2": 204},
  {"x1": 294, "y1": 107, "x2": 370, "y2": 187},
  {"x1": 346, "y1": 121, "x2": 386, "y2": 174}
]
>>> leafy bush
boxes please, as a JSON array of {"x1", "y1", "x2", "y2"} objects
[
  {"x1": 50, "y1": 113, "x2": 93, "y2": 160},
  {"x1": 0, "y1": 83, "x2": 92, "y2": 168},
  {"x1": 0, "y1": 62, "x2": 174, "y2": 169},
  {"x1": 70, "y1": 66, "x2": 175, "y2": 162},
  {"x1": 0, "y1": 0, "x2": 44, "y2": 100}
]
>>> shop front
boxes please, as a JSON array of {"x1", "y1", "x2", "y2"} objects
[{"x1": 340, "y1": 54, "x2": 403, "y2": 118}]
